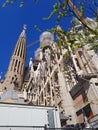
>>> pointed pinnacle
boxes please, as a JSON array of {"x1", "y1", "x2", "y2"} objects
[{"x1": 23, "y1": 24, "x2": 27, "y2": 31}]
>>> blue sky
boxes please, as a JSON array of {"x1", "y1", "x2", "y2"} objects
[
  {"x1": 0, "y1": 0, "x2": 73, "y2": 79},
  {"x1": 0, "y1": 0, "x2": 97, "y2": 79}
]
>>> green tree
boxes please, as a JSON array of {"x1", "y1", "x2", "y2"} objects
[
  {"x1": 42, "y1": 0, "x2": 98, "y2": 31},
  {"x1": 2, "y1": 0, "x2": 98, "y2": 50}
]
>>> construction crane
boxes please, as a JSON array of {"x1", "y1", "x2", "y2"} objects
[{"x1": 27, "y1": 39, "x2": 40, "y2": 48}]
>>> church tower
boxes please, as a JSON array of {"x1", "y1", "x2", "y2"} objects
[{"x1": 2, "y1": 25, "x2": 26, "y2": 90}]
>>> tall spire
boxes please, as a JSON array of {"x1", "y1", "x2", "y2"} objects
[{"x1": 2, "y1": 25, "x2": 27, "y2": 90}]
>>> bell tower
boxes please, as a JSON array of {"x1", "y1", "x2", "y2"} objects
[{"x1": 3, "y1": 25, "x2": 26, "y2": 90}]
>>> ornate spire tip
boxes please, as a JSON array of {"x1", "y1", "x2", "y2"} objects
[{"x1": 23, "y1": 24, "x2": 27, "y2": 30}]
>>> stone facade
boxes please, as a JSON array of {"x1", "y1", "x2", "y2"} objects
[
  {"x1": 0, "y1": 25, "x2": 26, "y2": 92},
  {"x1": 0, "y1": 23, "x2": 98, "y2": 127}
]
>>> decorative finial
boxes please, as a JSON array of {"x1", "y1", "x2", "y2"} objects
[
  {"x1": 20, "y1": 24, "x2": 26, "y2": 37},
  {"x1": 0, "y1": 72, "x2": 2, "y2": 81},
  {"x1": 30, "y1": 57, "x2": 32, "y2": 61},
  {"x1": 23, "y1": 24, "x2": 27, "y2": 31}
]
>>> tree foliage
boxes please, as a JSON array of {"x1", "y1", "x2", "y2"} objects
[
  {"x1": 2, "y1": 0, "x2": 98, "y2": 50},
  {"x1": 43, "y1": 0, "x2": 98, "y2": 31},
  {"x1": 42, "y1": 0, "x2": 98, "y2": 51}
]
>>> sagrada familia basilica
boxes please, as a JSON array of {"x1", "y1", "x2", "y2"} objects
[{"x1": 0, "y1": 20, "x2": 98, "y2": 127}]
